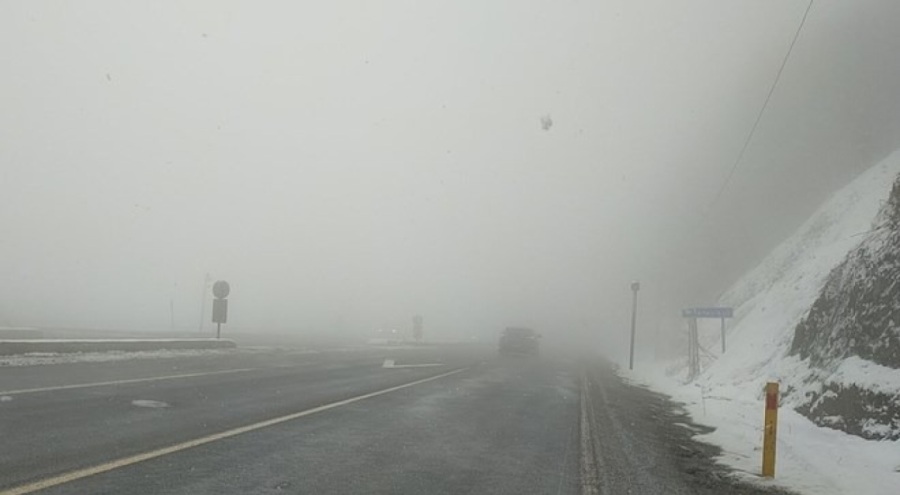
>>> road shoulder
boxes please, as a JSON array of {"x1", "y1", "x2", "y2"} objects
[{"x1": 581, "y1": 361, "x2": 797, "y2": 495}]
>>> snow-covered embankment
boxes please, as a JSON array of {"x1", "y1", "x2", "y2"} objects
[{"x1": 630, "y1": 150, "x2": 900, "y2": 495}]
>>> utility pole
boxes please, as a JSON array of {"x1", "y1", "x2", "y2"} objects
[{"x1": 629, "y1": 281, "x2": 640, "y2": 370}]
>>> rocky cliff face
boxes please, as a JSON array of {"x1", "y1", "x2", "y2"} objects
[{"x1": 791, "y1": 178, "x2": 900, "y2": 439}]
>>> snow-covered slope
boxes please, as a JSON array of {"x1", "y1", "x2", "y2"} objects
[
  {"x1": 630, "y1": 149, "x2": 900, "y2": 495},
  {"x1": 699, "y1": 150, "x2": 900, "y2": 405},
  {"x1": 790, "y1": 177, "x2": 900, "y2": 439}
]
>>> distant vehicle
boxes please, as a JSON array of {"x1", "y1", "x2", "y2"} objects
[
  {"x1": 367, "y1": 328, "x2": 404, "y2": 346},
  {"x1": 498, "y1": 327, "x2": 540, "y2": 356}
]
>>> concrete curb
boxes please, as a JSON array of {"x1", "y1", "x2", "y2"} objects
[{"x1": 0, "y1": 339, "x2": 237, "y2": 356}]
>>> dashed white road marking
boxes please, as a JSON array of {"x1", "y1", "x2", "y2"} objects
[
  {"x1": 131, "y1": 400, "x2": 170, "y2": 409},
  {"x1": 0, "y1": 367, "x2": 468, "y2": 495},
  {"x1": 382, "y1": 358, "x2": 444, "y2": 369},
  {"x1": 0, "y1": 368, "x2": 256, "y2": 396}
]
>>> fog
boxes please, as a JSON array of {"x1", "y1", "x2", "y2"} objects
[{"x1": 2, "y1": 1, "x2": 899, "y2": 346}]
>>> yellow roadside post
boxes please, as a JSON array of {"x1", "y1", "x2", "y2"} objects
[{"x1": 762, "y1": 382, "x2": 779, "y2": 478}]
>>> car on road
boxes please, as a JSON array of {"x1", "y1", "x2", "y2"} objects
[
  {"x1": 367, "y1": 327, "x2": 406, "y2": 346},
  {"x1": 498, "y1": 327, "x2": 540, "y2": 356}
]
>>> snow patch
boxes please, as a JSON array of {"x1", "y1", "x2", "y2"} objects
[
  {"x1": 827, "y1": 356, "x2": 900, "y2": 396},
  {"x1": 625, "y1": 368, "x2": 900, "y2": 495}
]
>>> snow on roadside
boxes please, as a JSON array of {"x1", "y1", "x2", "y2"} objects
[
  {"x1": 625, "y1": 367, "x2": 900, "y2": 495},
  {"x1": 827, "y1": 356, "x2": 900, "y2": 396},
  {"x1": 627, "y1": 151, "x2": 900, "y2": 495}
]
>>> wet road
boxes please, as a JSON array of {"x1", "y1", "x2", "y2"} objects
[{"x1": 0, "y1": 345, "x2": 790, "y2": 494}]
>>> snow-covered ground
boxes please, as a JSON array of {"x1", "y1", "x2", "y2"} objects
[
  {"x1": 626, "y1": 365, "x2": 900, "y2": 495},
  {"x1": 631, "y1": 150, "x2": 900, "y2": 495}
]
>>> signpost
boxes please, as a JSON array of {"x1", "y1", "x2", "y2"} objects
[
  {"x1": 211, "y1": 280, "x2": 230, "y2": 339},
  {"x1": 681, "y1": 307, "x2": 733, "y2": 380},
  {"x1": 681, "y1": 307, "x2": 733, "y2": 319}
]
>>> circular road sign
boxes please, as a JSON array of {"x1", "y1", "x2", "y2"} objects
[{"x1": 212, "y1": 280, "x2": 230, "y2": 299}]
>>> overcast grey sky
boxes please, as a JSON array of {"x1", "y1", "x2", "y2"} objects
[{"x1": 1, "y1": 1, "x2": 898, "y2": 343}]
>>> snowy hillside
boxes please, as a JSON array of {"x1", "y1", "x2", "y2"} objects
[
  {"x1": 702, "y1": 150, "x2": 900, "y2": 408},
  {"x1": 631, "y1": 149, "x2": 900, "y2": 495},
  {"x1": 791, "y1": 177, "x2": 900, "y2": 439}
]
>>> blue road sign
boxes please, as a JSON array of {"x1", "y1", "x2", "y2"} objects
[{"x1": 682, "y1": 307, "x2": 734, "y2": 319}]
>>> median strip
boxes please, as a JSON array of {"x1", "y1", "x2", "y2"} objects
[
  {"x1": 0, "y1": 366, "x2": 469, "y2": 495},
  {"x1": 0, "y1": 339, "x2": 236, "y2": 356},
  {"x1": 0, "y1": 368, "x2": 256, "y2": 396}
]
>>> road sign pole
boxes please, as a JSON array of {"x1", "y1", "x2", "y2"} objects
[
  {"x1": 687, "y1": 319, "x2": 692, "y2": 377},
  {"x1": 688, "y1": 317, "x2": 700, "y2": 381},
  {"x1": 720, "y1": 317, "x2": 726, "y2": 353},
  {"x1": 629, "y1": 281, "x2": 640, "y2": 370},
  {"x1": 691, "y1": 318, "x2": 700, "y2": 381},
  {"x1": 682, "y1": 307, "x2": 733, "y2": 365},
  {"x1": 211, "y1": 280, "x2": 230, "y2": 339}
]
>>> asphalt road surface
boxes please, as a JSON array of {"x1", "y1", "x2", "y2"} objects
[{"x1": 0, "y1": 344, "x2": 793, "y2": 494}]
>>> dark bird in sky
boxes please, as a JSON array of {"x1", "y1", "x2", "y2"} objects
[{"x1": 540, "y1": 115, "x2": 553, "y2": 131}]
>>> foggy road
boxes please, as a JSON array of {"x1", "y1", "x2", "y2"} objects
[{"x1": 0, "y1": 346, "x2": 788, "y2": 495}]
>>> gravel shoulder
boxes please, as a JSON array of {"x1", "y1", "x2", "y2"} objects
[{"x1": 583, "y1": 361, "x2": 798, "y2": 495}]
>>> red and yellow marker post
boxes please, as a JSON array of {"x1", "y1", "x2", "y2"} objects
[{"x1": 762, "y1": 382, "x2": 779, "y2": 477}]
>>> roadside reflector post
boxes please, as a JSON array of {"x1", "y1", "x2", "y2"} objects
[{"x1": 762, "y1": 382, "x2": 779, "y2": 478}]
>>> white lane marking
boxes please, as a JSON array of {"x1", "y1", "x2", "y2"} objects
[
  {"x1": 0, "y1": 395, "x2": 12, "y2": 402},
  {"x1": 580, "y1": 372, "x2": 600, "y2": 495},
  {"x1": 131, "y1": 400, "x2": 169, "y2": 409},
  {"x1": 0, "y1": 368, "x2": 256, "y2": 396},
  {"x1": 0, "y1": 367, "x2": 468, "y2": 495},
  {"x1": 382, "y1": 358, "x2": 444, "y2": 369}
]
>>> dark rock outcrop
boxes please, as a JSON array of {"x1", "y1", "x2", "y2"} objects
[{"x1": 790, "y1": 177, "x2": 900, "y2": 439}]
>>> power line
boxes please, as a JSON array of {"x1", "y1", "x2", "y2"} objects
[{"x1": 708, "y1": 0, "x2": 815, "y2": 209}]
